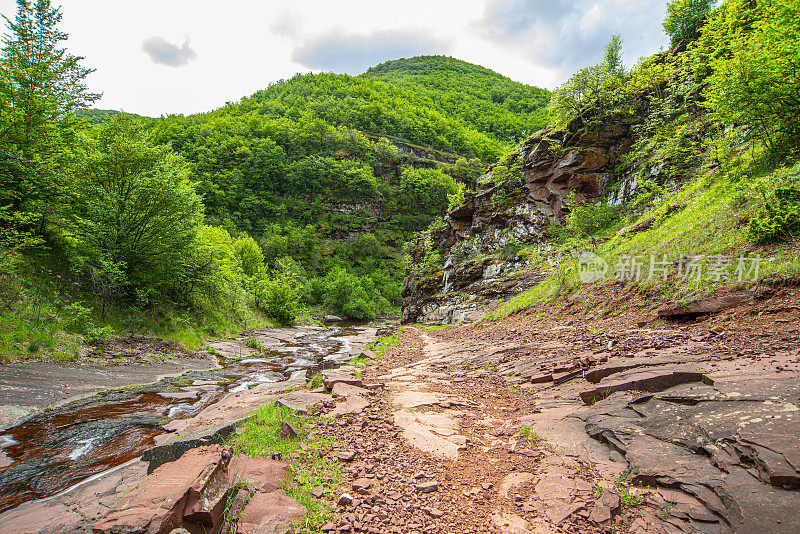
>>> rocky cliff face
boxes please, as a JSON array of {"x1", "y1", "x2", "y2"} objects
[{"x1": 402, "y1": 116, "x2": 636, "y2": 324}]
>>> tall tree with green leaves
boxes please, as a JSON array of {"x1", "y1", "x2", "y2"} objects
[
  {"x1": 705, "y1": 0, "x2": 800, "y2": 156},
  {"x1": 663, "y1": 0, "x2": 716, "y2": 46},
  {"x1": 0, "y1": 0, "x2": 99, "y2": 220},
  {"x1": 69, "y1": 116, "x2": 204, "y2": 316},
  {"x1": 547, "y1": 35, "x2": 627, "y2": 128}
]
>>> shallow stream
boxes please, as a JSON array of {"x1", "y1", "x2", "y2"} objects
[{"x1": 0, "y1": 324, "x2": 361, "y2": 513}]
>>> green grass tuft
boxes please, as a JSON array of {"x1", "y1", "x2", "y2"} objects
[{"x1": 229, "y1": 403, "x2": 342, "y2": 532}]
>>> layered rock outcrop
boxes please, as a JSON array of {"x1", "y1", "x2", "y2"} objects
[{"x1": 402, "y1": 116, "x2": 635, "y2": 324}]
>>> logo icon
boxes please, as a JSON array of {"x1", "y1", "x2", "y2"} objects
[{"x1": 577, "y1": 252, "x2": 608, "y2": 283}]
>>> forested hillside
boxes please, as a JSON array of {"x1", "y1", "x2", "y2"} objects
[
  {"x1": 363, "y1": 56, "x2": 549, "y2": 143},
  {"x1": 0, "y1": 0, "x2": 549, "y2": 360}
]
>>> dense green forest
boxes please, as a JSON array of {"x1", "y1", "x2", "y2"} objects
[
  {"x1": 363, "y1": 56, "x2": 549, "y2": 143},
  {"x1": 0, "y1": 0, "x2": 549, "y2": 358}
]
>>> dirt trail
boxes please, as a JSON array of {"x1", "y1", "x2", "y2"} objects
[
  {"x1": 321, "y1": 327, "x2": 625, "y2": 534},
  {"x1": 321, "y1": 285, "x2": 800, "y2": 534}
]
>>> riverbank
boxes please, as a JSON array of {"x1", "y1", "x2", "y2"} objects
[{"x1": 0, "y1": 323, "x2": 382, "y2": 528}]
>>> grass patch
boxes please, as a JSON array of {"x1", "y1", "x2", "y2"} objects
[
  {"x1": 306, "y1": 372, "x2": 323, "y2": 390},
  {"x1": 229, "y1": 402, "x2": 342, "y2": 533},
  {"x1": 410, "y1": 323, "x2": 449, "y2": 331},
  {"x1": 349, "y1": 356, "x2": 369, "y2": 367},
  {"x1": 520, "y1": 424, "x2": 546, "y2": 445},
  {"x1": 367, "y1": 333, "x2": 400, "y2": 359},
  {"x1": 244, "y1": 337, "x2": 264, "y2": 351},
  {"x1": 614, "y1": 466, "x2": 645, "y2": 508}
]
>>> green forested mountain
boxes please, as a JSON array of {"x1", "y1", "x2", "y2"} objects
[
  {"x1": 1, "y1": 18, "x2": 549, "y2": 358},
  {"x1": 363, "y1": 56, "x2": 549, "y2": 142},
  {"x1": 133, "y1": 56, "x2": 550, "y2": 316}
]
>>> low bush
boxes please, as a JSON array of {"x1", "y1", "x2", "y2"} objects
[
  {"x1": 748, "y1": 185, "x2": 800, "y2": 244},
  {"x1": 566, "y1": 200, "x2": 622, "y2": 237}
]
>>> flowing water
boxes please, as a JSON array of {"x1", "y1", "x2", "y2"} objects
[{"x1": 0, "y1": 324, "x2": 362, "y2": 513}]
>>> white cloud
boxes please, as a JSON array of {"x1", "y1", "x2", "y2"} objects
[
  {"x1": 291, "y1": 28, "x2": 452, "y2": 74},
  {"x1": 473, "y1": 0, "x2": 669, "y2": 76},
  {"x1": 0, "y1": 0, "x2": 670, "y2": 115},
  {"x1": 141, "y1": 36, "x2": 197, "y2": 67}
]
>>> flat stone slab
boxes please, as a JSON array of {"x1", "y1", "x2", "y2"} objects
[
  {"x1": 392, "y1": 391, "x2": 451, "y2": 409},
  {"x1": 498, "y1": 472, "x2": 536, "y2": 499},
  {"x1": 274, "y1": 391, "x2": 333, "y2": 413},
  {"x1": 330, "y1": 394, "x2": 370, "y2": 417},
  {"x1": 393, "y1": 410, "x2": 466, "y2": 459},
  {"x1": 239, "y1": 490, "x2": 305, "y2": 534},
  {"x1": 331, "y1": 382, "x2": 370, "y2": 397},
  {"x1": 580, "y1": 370, "x2": 711, "y2": 405},
  {"x1": 227, "y1": 455, "x2": 289, "y2": 493}
]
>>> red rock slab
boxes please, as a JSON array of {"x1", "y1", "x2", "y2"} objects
[
  {"x1": 657, "y1": 294, "x2": 750, "y2": 319},
  {"x1": 330, "y1": 394, "x2": 370, "y2": 417},
  {"x1": 579, "y1": 370, "x2": 711, "y2": 405},
  {"x1": 553, "y1": 369, "x2": 583, "y2": 385},
  {"x1": 238, "y1": 490, "x2": 305, "y2": 534},
  {"x1": 274, "y1": 391, "x2": 333, "y2": 413},
  {"x1": 322, "y1": 370, "x2": 363, "y2": 391},
  {"x1": 227, "y1": 455, "x2": 289, "y2": 493},
  {"x1": 529, "y1": 372, "x2": 553, "y2": 384},
  {"x1": 0, "y1": 500, "x2": 83, "y2": 534},
  {"x1": 331, "y1": 382, "x2": 370, "y2": 397},
  {"x1": 93, "y1": 445, "x2": 232, "y2": 534}
]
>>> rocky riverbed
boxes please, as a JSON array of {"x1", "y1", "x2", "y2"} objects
[
  {"x1": 0, "y1": 323, "x2": 381, "y2": 531},
  {"x1": 2, "y1": 283, "x2": 798, "y2": 534}
]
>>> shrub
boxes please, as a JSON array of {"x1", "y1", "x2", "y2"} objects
[
  {"x1": 233, "y1": 235, "x2": 265, "y2": 278},
  {"x1": 566, "y1": 199, "x2": 621, "y2": 237},
  {"x1": 748, "y1": 185, "x2": 800, "y2": 244},
  {"x1": 255, "y1": 266, "x2": 303, "y2": 326}
]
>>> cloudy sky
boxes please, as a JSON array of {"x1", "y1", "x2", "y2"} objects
[{"x1": 0, "y1": 0, "x2": 670, "y2": 117}]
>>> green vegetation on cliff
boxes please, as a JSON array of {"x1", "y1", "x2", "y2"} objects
[{"x1": 489, "y1": 0, "x2": 800, "y2": 319}]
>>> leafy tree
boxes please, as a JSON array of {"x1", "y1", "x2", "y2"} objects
[
  {"x1": 233, "y1": 234, "x2": 265, "y2": 279},
  {"x1": 547, "y1": 35, "x2": 627, "y2": 129},
  {"x1": 0, "y1": 0, "x2": 99, "y2": 219},
  {"x1": 69, "y1": 116, "x2": 203, "y2": 315},
  {"x1": 663, "y1": 0, "x2": 715, "y2": 46},
  {"x1": 398, "y1": 167, "x2": 458, "y2": 215},
  {"x1": 603, "y1": 34, "x2": 625, "y2": 75},
  {"x1": 705, "y1": 0, "x2": 800, "y2": 155}
]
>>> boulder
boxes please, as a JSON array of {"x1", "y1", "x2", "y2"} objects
[
  {"x1": 93, "y1": 445, "x2": 232, "y2": 534},
  {"x1": 227, "y1": 455, "x2": 289, "y2": 493},
  {"x1": 657, "y1": 294, "x2": 750, "y2": 319},
  {"x1": 238, "y1": 491, "x2": 305, "y2": 534}
]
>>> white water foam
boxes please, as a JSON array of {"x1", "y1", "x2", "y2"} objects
[
  {"x1": 69, "y1": 438, "x2": 99, "y2": 460},
  {"x1": 167, "y1": 405, "x2": 188, "y2": 418}
]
